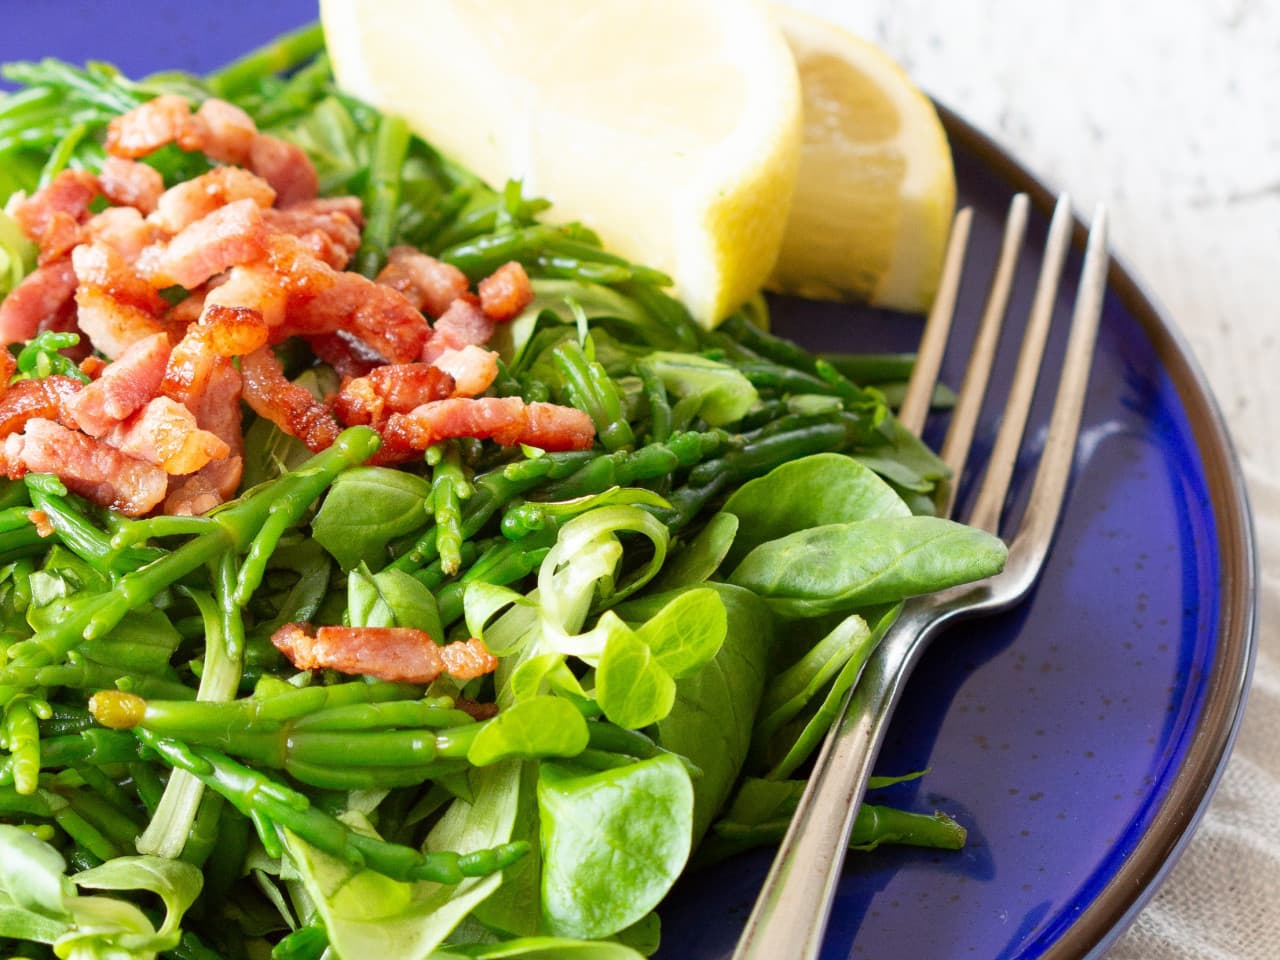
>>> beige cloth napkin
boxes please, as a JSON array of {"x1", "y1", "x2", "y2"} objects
[{"x1": 1109, "y1": 460, "x2": 1278, "y2": 958}]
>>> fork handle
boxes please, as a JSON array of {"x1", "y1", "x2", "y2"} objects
[{"x1": 732, "y1": 598, "x2": 949, "y2": 960}]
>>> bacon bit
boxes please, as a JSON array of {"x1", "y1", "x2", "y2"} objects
[
  {"x1": 82, "y1": 206, "x2": 164, "y2": 263},
  {"x1": 261, "y1": 235, "x2": 429, "y2": 363},
  {"x1": 2, "y1": 418, "x2": 167, "y2": 517},
  {"x1": 263, "y1": 205, "x2": 361, "y2": 270},
  {"x1": 454, "y1": 698, "x2": 500, "y2": 721},
  {"x1": 384, "y1": 397, "x2": 596, "y2": 452},
  {"x1": 98, "y1": 156, "x2": 164, "y2": 214},
  {"x1": 79, "y1": 356, "x2": 107, "y2": 379},
  {"x1": 270, "y1": 623, "x2": 499, "y2": 685},
  {"x1": 144, "y1": 198, "x2": 271, "y2": 290},
  {"x1": 105, "y1": 94, "x2": 206, "y2": 159},
  {"x1": 35, "y1": 213, "x2": 83, "y2": 265},
  {"x1": 68, "y1": 331, "x2": 171, "y2": 435},
  {"x1": 0, "y1": 376, "x2": 83, "y2": 438},
  {"x1": 478, "y1": 261, "x2": 534, "y2": 322},
  {"x1": 240, "y1": 346, "x2": 341, "y2": 452},
  {"x1": 287, "y1": 195, "x2": 365, "y2": 229},
  {"x1": 0, "y1": 349, "x2": 15, "y2": 390},
  {"x1": 149, "y1": 165, "x2": 276, "y2": 236},
  {"x1": 163, "y1": 360, "x2": 243, "y2": 514},
  {"x1": 304, "y1": 332, "x2": 381, "y2": 380},
  {"x1": 431, "y1": 344, "x2": 499, "y2": 398},
  {"x1": 10, "y1": 170, "x2": 100, "y2": 250},
  {"x1": 0, "y1": 260, "x2": 78, "y2": 346},
  {"x1": 26, "y1": 509, "x2": 54, "y2": 538},
  {"x1": 193, "y1": 98, "x2": 257, "y2": 166},
  {"x1": 332, "y1": 362, "x2": 456, "y2": 427},
  {"x1": 74, "y1": 284, "x2": 169, "y2": 360},
  {"x1": 421, "y1": 296, "x2": 496, "y2": 363},
  {"x1": 248, "y1": 134, "x2": 318, "y2": 207},
  {"x1": 71, "y1": 242, "x2": 169, "y2": 315},
  {"x1": 376, "y1": 246, "x2": 469, "y2": 319},
  {"x1": 102, "y1": 396, "x2": 230, "y2": 475}
]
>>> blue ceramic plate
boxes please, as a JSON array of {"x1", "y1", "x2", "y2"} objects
[{"x1": 0, "y1": 5, "x2": 1257, "y2": 959}]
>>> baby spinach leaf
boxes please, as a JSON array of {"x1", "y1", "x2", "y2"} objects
[
  {"x1": 0, "y1": 824, "x2": 71, "y2": 921},
  {"x1": 729, "y1": 516, "x2": 1007, "y2": 619},
  {"x1": 634, "y1": 586, "x2": 726, "y2": 680},
  {"x1": 853, "y1": 418, "x2": 949, "y2": 499},
  {"x1": 720, "y1": 452, "x2": 909, "y2": 569},
  {"x1": 285, "y1": 762, "x2": 520, "y2": 960},
  {"x1": 763, "y1": 604, "x2": 900, "y2": 780},
  {"x1": 750, "y1": 613, "x2": 872, "y2": 757},
  {"x1": 467, "y1": 697, "x2": 590, "y2": 766},
  {"x1": 312, "y1": 467, "x2": 431, "y2": 571},
  {"x1": 538, "y1": 753, "x2": 693, "y2": 940},
  {"x1": 596, "y1": 614, "x2": 677, "y2": 730},
  {"x1": 349, "y1": 565, "x2": 443, "y2": 641},
  {"x1": 644, "y1": 584, "x2": 772, "y2": 843},
  {"x1": 638, "y1": 352, "x2": 758, "y2": 426},
  {"x1": 72, "y1": 855, "x2": 203, "y2": 943},
  {"x1": 650, "y1": 511, "x2": 738, "y2": 591}
]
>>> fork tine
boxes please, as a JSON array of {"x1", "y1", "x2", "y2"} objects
[
  {"x1": 965, "y1": 193, "x2": 1075, "y2": 535},
  {"x1": 897, "y1": 206, "x2": 973, "y2": 435},
  {"x1": 1009, "y1": 204, "x2": 1109, "y2": 567},
  {"x1": 935, "y1": 193, "x2": 1030, "y2": 517}
]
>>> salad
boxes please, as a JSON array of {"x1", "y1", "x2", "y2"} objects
[{"x1": 0, "y1": 21, "x2": 1006, "y2": 960}]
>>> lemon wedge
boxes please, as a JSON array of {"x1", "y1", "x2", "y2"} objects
[
  {"x1": 321, "y1": 0, "x2": 803, "y2": 327},
  {"x1": 768, "y1": 5, "x2": 956, "y2": 313}
]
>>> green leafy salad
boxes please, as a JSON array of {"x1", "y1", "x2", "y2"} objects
[{"x1": 0, "y1": 23, "x2": 1006, "y2": 960}]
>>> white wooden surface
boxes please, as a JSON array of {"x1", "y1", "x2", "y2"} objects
[{"x1": 788, "y1": 1, "x2": 1280, "y2": 956}]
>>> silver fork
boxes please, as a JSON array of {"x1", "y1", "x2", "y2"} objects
[{"x1": 732, "y1": 193, "x2": 1110, "y2": 960}]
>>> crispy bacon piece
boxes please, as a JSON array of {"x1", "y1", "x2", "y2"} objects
[
  {"x1": 10, "y1": 170, "x2": 100, "y2": 254},
  {"x1": 384, "y1": 397, "x2": 595, "y2": 452},
  {"x1": 2, "y1": 418, "x2": 167, "y2": 517},
  {"x1": 160, "y1": 304, "x2": 265, "y2": 407},
  {"x1": 0, "y1": 349, "x2": 14, "y2": 390},
  {"x1": 98, "y1": 156, "x2": 164, "y2": 214},
  {"x1": 376, "y1": 246, "x2": 469, "y2": 319},
  {"x1": 0, "y1": 376, "x2": 82, "y2": 437},
  {"x1": 71, "y1": 242, "x2": 169, "y2": 314},
  {"x1": 193, "y1": 98, "x2": 257, "y2": 166},
  {"x1": 261, "y1": 234, "x2": 429, "y2": 363},
  {"x1": 263, "y1": 204, "x2": 361, "y2": 270},
  {"x1": 271, "y1": 623, "x2": 498, "y2": 684},
  {"x1": 68, "y1": 331, "x2": 171, "y2": 436},
  {"x1": 0, "y1": 260, "x2": 78, "y2": 346},
  {"x1": 332, "y1": 362, "x2": 456, "y2": 427},
  {"x1": 102, "y1": 396, "x2": 230, "y2": 475},
  {"x1": 304, "y1": 332, "x2": 381, "y2": 380},
  {"x1": 105, "y1": 94, "x2": 206, "y2": 159},
  {"x1": 431, "y1": 344, "x2": 499, "y2": 397},
  {"x1": 203, "y1": 263, "x2": 286, "y2": 327},
  {"x1": 478, "y1": 261, "x2": 534, "y2": 322},
  {"x1": 142, "y1": 198, "x2": 271, "y2": 290},
  {"x1": 82, "y1": 206, "x2": 164, "y2": 263},
  {"x1": 420, "y1": 296, "x2": 495, "y2": 363},
  {"x1": 248, "y1": 133, "x2": 318, "y2": 207},
  {"x1": 240, "y1": 346, "x2": 341, "y2": 452},
  {"x1": 75, "y1": 286, "x2": 169, "y2": 361},
  {"x1": 163, "y1": 360, "x2": 243, "y2": 515},
  {"x1": 149, "y1": 165, "x2": 276, "y2": 236}
]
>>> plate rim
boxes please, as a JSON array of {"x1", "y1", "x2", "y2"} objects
[{"x1": 934, "y1": 102, "x2": 1259, "y2": 960}]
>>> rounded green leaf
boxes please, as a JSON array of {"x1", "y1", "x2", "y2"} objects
[
  {"x1": 538, "y1": 754, "x2": 693, "y2": 939},
  {"x1": 467, "y1": 696, "x2": 589, "y2": 766}
]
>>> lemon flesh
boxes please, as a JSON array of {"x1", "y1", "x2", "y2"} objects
[
  {"x1": 768, "y1": 5, "x2": 956, "y2": 314},
  {"x1": 321, "y1": 0, "x2": 803, "y2": 327}
]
